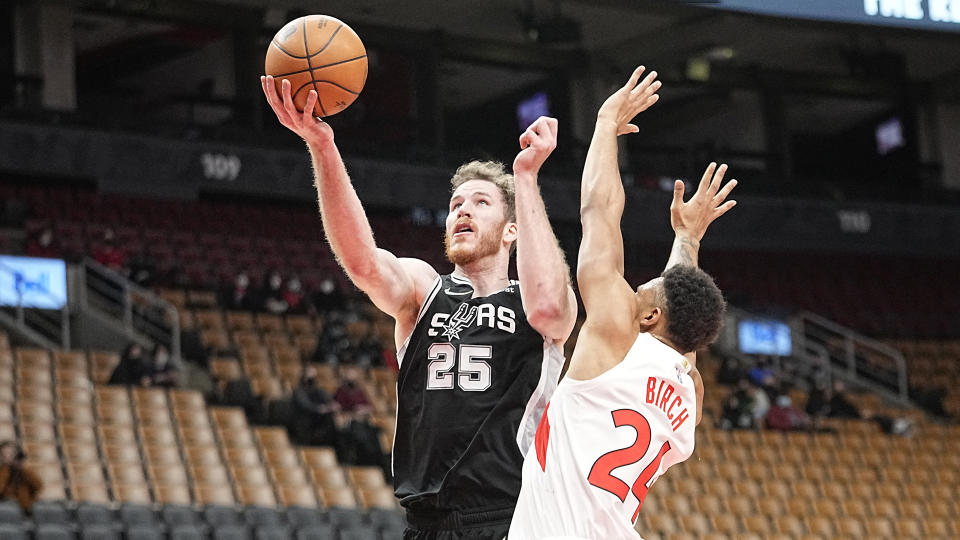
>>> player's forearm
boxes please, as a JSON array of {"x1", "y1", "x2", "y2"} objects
[
  {"x1": 307, "y1": 142, "x2": 381, "y2": 280},
  {"x1": 665, "y1": 234, "x2": 700, "y2": 270},
  {"x1": 580, "y1": 120, "x2": 625, "y2": 217},
  {"x1": 515, "y1": 174, "x2": 573, "y2": 327}
]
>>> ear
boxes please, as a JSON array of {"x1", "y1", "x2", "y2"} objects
[
  {"x1": 503, "y1": 221, "x2": 518, "y2": 245},
  {"x1": 638, "y1": 306, "x2": 662, "y2": 328}
]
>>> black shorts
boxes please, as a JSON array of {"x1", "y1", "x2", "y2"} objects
[{"x1": 402, "y1": 507, "x2": 512, "y2": 540}]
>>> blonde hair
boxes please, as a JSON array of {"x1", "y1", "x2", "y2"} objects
[{"x1": 449, "y1": 160, "x2": 516, "y2": 221}]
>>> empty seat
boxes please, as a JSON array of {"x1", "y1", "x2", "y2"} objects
[
  {"x1": 0, "y1": 523, "x2": 27, "y2": 540},
  {"x1": 218, "y1": 428, "x2": 255, "y2": 448},
  {"x1": 359, "y1": 486, "x2": 398, "y2": 510},
  {"x1": 301, "y1": 447, "x2": 338, "y2": 469},
  {"x1": 213, "y1": 525, "x2": 251, "y2": 540},
  {"x1": 23, "y1": 442, "x2": 59, "y2": 463},
  {"x1": 238, "y1": 486, "x2": 277, "y2": 507},
  {"x1": 20, "y1": 422, "x2": 56, "y2": 442},
  {"x1": 139, "y1": 426, "x2": 176, "y2": 446},
  {"x1": 263, "y1": 448, "x2": 299, "y2": 469},
  {"x1": 71, "y1": 483, "x2": 110, "y2": 504},
  {"x1": 326, "y1": 508, "x2": 364, "y2": 530},
  {"x1": 195, "y1": 485, "x2": 235, "y2": 506},
  {"x1": 125, "y1": 526, "x2": 164, "y2": 540},
  {"x1": 339, "y1": 525, "x2": 380, "y2": 540},
  {"x1": 0, "y1": 501, "x2": 23, "y2": 523},
  {"x1": 311, "y1": 467, "x2": 348, "y2": 488},
  {"x1": 57, "y1": 405, "x2": 95, "y2": 425},
  {"x1": 244, "y1": 506, "x2": 283, "y2": 527},
  {"x1": 154, "y1": 485, "x2": 192, "y2": 505},
  {"x1": 59, "y1": 424, "x2": 96, "y2": 444},
  {"x1": 80, "y1": 524, "x2": 120, "y2": 540},
  {"x1": 278, "y1": 485, "x2": 318, "y2": 508},
  {"x1": 270, "y1": 466, "x2": 307, "y2": 486},
  {"x1": 347, "y1": 466, "x2": 385, "y2": 488},
  {"x1": 103, "y1": 444, "x2": 141, "y2": 464},
  {"x1": 169, "y1": 525, "x2": 206, "y2": 540},
  {"x1": 170, "y1": 390, "x2": 206, "y2": 412},
  {"x1": 254, "y1": 427, "x2": 290, "y2": 449},
  {"x1": 119, "y1": 504, "x2": 158, "y2": 528},
  {"x1": 56, "y1": 387, "x2": 93, "y2": 406},
  {"x1": 143, "y1": 446, "x2": 182, "y2": 465},
  {"x1": 161, "y1": 505, "x2": 201, "y2": 527},
  {"x1": 35, "y1": 524, "x2": 75, "y2": 540},
  {"x1": 204, "y1": 505, "x2": 242, "y2": 527},
  {"x1": 225, "y1": 447, "x2": 261, "y2": 467},
  {"x1": 75, "y1": 503, "x2": 115, "y2": 526},
  {"x1": 112, "y1": 484, "x2": 151, "y2": 504},
  {"x1": 231, "y1": 466, "x2": 269, "y2": 485},
  {"x1": 179, "y1": 427, "x2": 216, "y2": 447},
  {"x1": 148, "y1": 464, "x2": 189, "y2": 486},
  {"x1": 99, "y1": 425, "x2": 137, "y2": 445},
  {"x1": 135, "y1": 408, "x2": 172, "y2": 427},
  {"x1": 62, "y1": 443, "x2": 99, "y2": 464},
  {"x1": 190, "y1": 464, "x2": 230, "y2": 485}
]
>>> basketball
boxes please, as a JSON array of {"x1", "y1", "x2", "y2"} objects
[{"x1": 264, "y1": 15, "x2": 368, "y2": 117}]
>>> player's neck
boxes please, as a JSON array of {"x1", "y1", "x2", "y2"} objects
[{"x1": 452, "y1": 256, "x2": 510, "y2": 297}]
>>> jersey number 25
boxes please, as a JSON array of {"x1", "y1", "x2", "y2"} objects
[{"x1": 425, "y1": 343, "x2": 492, "y2": 391}]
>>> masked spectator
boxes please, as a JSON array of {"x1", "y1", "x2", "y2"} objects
[
  {"x1": 25, "y1": 226, "x2": 59, "y2": 258},
  {"x1": 262, "y1": 270, "x2": 289, "y2": 315},
  {"x1": 291, "y1": 365, "x2": 339, "y2": 446},
  {"x1": 109, "y1": 343, "x2": 149, "y2": 386}
]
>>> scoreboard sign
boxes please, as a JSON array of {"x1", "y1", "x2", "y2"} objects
[{"x1": 709, "y1": 0, "x2": 960, "y2": 32}]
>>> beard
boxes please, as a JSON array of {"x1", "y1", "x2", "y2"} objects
[{"x1": 445, "y1": 220, "x2": 506, "y2": 266}]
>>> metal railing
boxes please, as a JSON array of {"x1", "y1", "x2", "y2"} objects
[
  {"x1": 795, "y1": 310, "x2": 909, "y2": 405},
  {"x1": 79, "y1": 258, "x2": 180, "y2": 359},
  {"x1": 0, "y1": 260, "x2": 70, "y2": 349}
]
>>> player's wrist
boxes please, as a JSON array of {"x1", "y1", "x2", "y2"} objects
[{"x1": 595, "y1": 118, "x2": 619, "y2": 132}]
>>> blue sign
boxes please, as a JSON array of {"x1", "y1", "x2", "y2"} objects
[
  {"x1": 0, "y1": 256, "x2": 68, "y2": 309},
  {"x1": 738, "y1": 319, "x2": 792, "y2": 356},
  {"x1": 709, "y1": 0, "x2": 960, "y2": 33}
]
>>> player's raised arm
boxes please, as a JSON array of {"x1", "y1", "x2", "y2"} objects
[
  {"x1": 661, "y1": 161, "x2": 737, "y2": 426},
  {"x1": 261, "y1": 76, "x2": 437, "y2": 328},
  {"x1": 664, "y1": 163, "x2": 738, "y2": 270},
  {"x1": 577, "y1": 67, "x2": 661, "y2": 316},
  {"x1": 512, "y1": 117, "x2": 578, "y2": 343}
]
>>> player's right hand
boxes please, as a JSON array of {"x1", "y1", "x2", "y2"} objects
[
  {"x1": 261, "y1": 75, "x2": 334, "y2": 147},
  {"x1": 596, "y1": 66, "x2": 661, "y2": 136}
]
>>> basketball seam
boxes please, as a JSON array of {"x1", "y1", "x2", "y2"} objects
[
  {"x1": 311, "y1": 80, "x2": 363, "y2": 96},
  {"x1": 302, "y1": 18, "x2": 328, "y2": 117},
  {"x1": 269, "y1": 22, "x2": 346, "y2": 60},
  {"x1": 265, "y1": 55, "x2": 368, "y2": 80}
]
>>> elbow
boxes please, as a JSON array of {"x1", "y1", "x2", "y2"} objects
[
  {"x1": 340, "y1": 255, "x2": 379, "y2": 283},
  {"x1": 527, "y1": 301, "x2": 565, "y2": 332}
]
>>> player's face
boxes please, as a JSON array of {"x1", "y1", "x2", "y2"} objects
[{"x1": 445, "y1": 180, "x2": 511, "y2": 266}]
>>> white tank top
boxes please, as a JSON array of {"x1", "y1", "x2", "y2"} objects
[{"x1": 509, "y1": 332, "x2": 697, "y2": 539}]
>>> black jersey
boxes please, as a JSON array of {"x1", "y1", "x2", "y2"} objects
[{"x1": 393, "y1": 274, "x2": 564, "y2": 516}]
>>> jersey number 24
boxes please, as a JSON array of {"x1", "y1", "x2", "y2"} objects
[{"x1": 425, "y1": 343, "x2": 492, "y2": 391}]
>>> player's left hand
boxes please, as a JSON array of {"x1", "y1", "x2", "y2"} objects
[
  {"x1": 513, "y1": 116, "x2": 558, "y2": 180},
  {"x1": 670, "y1": 162, "x2": 738, "y2": 242}
]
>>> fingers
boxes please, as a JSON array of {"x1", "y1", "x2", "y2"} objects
[
  {"x1": 519, "y1": 130, "x2": 533, "y2": 149},
  {"x1": 671, "y1": 179, "x2": 686, "y2": 207},
  {"x1": 708, "y1": 164, "x2": 728, "y2": 196},
  {"x1": 624, "y1": 66, "x2": 646, "y2": 91},
  {"x1": 697, "y1": 162, "x2": 716, "y2": 194},
  {"x1": 632, "y1": 70, "x2": 659, "y2": 96},
  {"x1": 280, "y1": 78, "x2": 300, "y2": 121},
  {"x1": 302, "y1": 90, "x2": 318, "y2": 123},
  {"x1": 261, "y1": 76, "x2": 290, "y2": 122},
  {"x1": 617, "y1": 124, "x2": 640, "y2": 136},
  {"x1": 714, "y1": 178, "x2": 738, "y2": 203},
  {"x1": 713, "y1": 200, "x2": 737, "y2": 219}
]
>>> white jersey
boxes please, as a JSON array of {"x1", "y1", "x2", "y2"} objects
[{"x1": 509, "y1": 333, "x2": 697, "y2": 540}]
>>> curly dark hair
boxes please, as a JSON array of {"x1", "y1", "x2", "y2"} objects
[{"x1": 661, "y1": 265, "x2": 726, "y2": 354}]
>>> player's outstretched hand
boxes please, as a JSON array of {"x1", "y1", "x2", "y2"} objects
[
  {"x1": 261, "y1": 75, "x2": 334, "y2": 148},
  {"x1": 670, "y1": 162, "x2": 738, "y2": 242},
  {"x1": 513, "y1": 116, "x2": 558, "y2": 180},
  {"x1": 597, "y1": 66, "x2": 661, "y2": 136}
]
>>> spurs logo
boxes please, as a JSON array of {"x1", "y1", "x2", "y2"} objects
[{"x1": 441, "y1": 303, "x2": 478, "y2": 340}]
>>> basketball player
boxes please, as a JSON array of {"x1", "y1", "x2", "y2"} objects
[
  {"x1": 509, "y1": 67, "x2": 735, "y2": 539},
  {"x1": 261, "y1": 77, "x2": 577, "y2": 539}
]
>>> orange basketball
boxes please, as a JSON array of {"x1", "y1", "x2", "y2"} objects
[{"x1": 264, "y1": 15, "x2": 368, "y2": 117}]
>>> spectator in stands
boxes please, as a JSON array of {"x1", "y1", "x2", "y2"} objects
[
  {"x1": 144, "y1": 344, "x2": 179, "y2": 388},
  {"x1": 805, "y1": 380, "x2": 831, "y2": 418},
  {"x1": 312, "y1": 316, "x2": 350, "y2": 364},
  {"x1": 749, "y1": 383, "x2": 771, "y2": 424},
  {"x1": 283, "y1": 276, "x2": 311, "y2": 315},
  {"x1": 93, "y1": 228, "x2": 128, "y2": 273},
  {"x1": 910, "y1": 385, "x2": 954, "y2": 421},
  {"x1": 718, "y1": 379, "x2": 755, "y2": 430},
  {"x1": 220, "y1": 270, "x2": 258, "y2": 312},
  {"x1": 109, "y1": 343, "x2": 149, "y2": 386},
  {"x1": 262, "y1": 270, "x2": 289, "y2": 314},
  {"x1": 312, "y1": 277, "x2": 345, "y2": 313},
  {"x1": 748, "y1": 357, "x2": 775, "y2": 387},
  {"x1": 291, "y1": 365, "x2": 339, "y2": 446},
  {"x1": 827, "y1": 381, "x2": 861, "y2": 419},
  {"x1": 717, "y1": 355, "x2": 744, "y2": 385},
  {"x1": 24, "y1": 225, "x2": 59, "y2": 258},
  {"x1": 334, "y1": 368, "x2": 373, "y2": 416},
  {"x1": 0, "y1": 440, "x2": 42, "y2": 512},
  {"x1": 766, "y1": 394, "x2": 810, "y2": 431}
]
